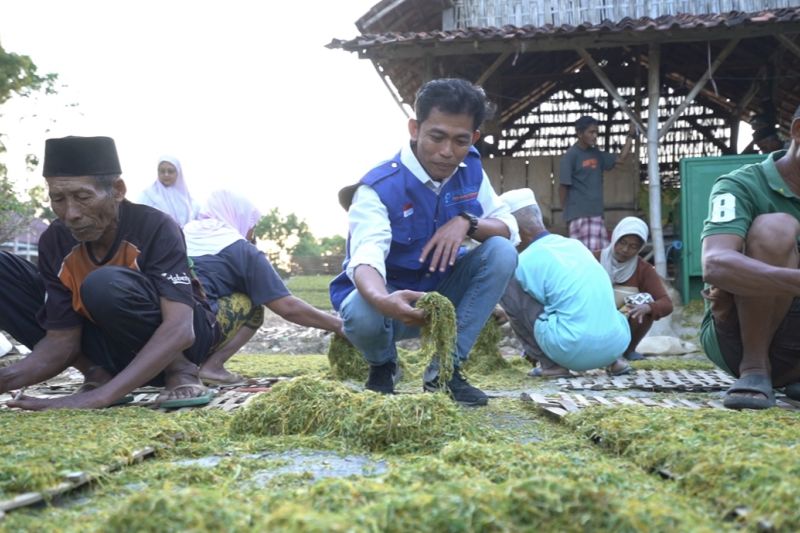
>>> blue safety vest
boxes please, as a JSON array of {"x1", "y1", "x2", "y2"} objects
[{"x1": 329, "y1": 147, "x2": 484, "y2": 311}]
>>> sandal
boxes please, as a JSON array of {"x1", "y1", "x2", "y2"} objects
[
  {"x1": 528, "y1": 366, "x2": 573, "y2": 378},
  {"x1": 723, "y1": 374, "x2": 775, "y2": 410},
  {"x1": 606, "y1": 361, "x2": 633, "y2": 376},
  {"x1": 157, "y1": 384, "x2": 214, "y2": 409}
]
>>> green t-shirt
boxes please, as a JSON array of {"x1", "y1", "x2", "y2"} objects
[
  {"x1": 701, "y1": 151, "x2": 800, "y2": 240},
  {"x1": 699, "y1": 150, "x2": 800, "y2": 373}
]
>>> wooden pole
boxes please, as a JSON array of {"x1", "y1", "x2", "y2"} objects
[
  {"x1": 634, "y1": 53, "x2": 643, "y2": 212},
  {"x1": 658, "y1": 39, "x2": 740, "y2": 139},
  {"x1": 476, "y1": 51, "x2": 512, "y2": 86},
  {"x1": 647, "y1": 43, "x2": 667, "y2": 279},
  {"x1": 576, "y1": 47, "x2": 645, "y2": 133},
  {"x1": 776, "y1": 34, "x2": 800, "y2": 60},
  {"x1": 370, "y1": 61, "x2": 409, "y2": 118}
]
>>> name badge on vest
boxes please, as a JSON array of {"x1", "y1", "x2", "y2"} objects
[
  {"x1": 403, "y1": 202, "x2": 414, "y2": 217},
  {"x1": 444, "y1": 187, "x2": 479, "y2": 207}
]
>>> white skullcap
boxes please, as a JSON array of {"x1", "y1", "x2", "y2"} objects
[{"x1": 500, "y1": 188, "x2": 537, "y2": 213}]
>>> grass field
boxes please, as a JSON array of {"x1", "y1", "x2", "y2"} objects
[{"x1": 286, "y1": 275, "x2": 333, "y2": 310}]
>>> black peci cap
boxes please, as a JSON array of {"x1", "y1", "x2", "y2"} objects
[{"x1": 42, "y1": 136, "x2": 122, "y2": 177}]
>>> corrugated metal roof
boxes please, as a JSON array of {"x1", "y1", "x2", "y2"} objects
[{"x1": 330, "y1": 8, "x2": 800, "y2": 51}]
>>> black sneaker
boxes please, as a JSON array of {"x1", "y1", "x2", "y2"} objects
[
  {"x1": 365, "y1": 361, "x2": 397, "y2": 394},
  {"x1": 423, "y1": 366, "x2": 488, "y2": 406}
]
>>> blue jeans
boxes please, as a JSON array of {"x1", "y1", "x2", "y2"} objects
[{"x1": 340, "y1": 236, "x2": 517, "y2": 368}]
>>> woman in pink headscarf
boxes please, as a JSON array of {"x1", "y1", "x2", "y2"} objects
[
  {"x1": 184, "y1": 190, "x2": 343, "y2": 385},
  {"x1": 138, "y1": 155, "x2": 199, "y2": 227}
]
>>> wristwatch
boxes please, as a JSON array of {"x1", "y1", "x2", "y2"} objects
[{"x1": 458, "y1": 211, "x2": 479, "y2": 237}]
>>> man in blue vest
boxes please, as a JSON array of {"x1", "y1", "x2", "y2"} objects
[{"x1": 330, "y1": 78, "x2": 519, "y2": 406}]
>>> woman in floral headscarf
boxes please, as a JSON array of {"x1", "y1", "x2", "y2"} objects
[
  {"x1": 595, "y1": 216, "x2": 673, "y2": 361},
  {"x1": 184, "y1": 190, "x2": 342, "y2": 385},
  {"x1": 138, "y1": 155, "x2": 199, "y2": 227}
]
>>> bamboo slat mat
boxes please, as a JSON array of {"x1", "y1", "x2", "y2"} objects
[
  {"x1": 521, "y1": 391, "x2": 800, "y2": 420},
  {"x1": 0, "y1": 377, "x2": 287, "y2": 412},
  {"x1": 555, "y1": 369, "x2": 735, "y2": 392}
]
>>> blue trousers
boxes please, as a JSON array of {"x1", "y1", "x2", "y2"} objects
[{"x1": 340, "y1": 236, "x2": 517, "y2": 368}]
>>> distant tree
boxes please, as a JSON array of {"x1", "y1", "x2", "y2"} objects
[
  {"x1": 292, "y1": 233, "x2": 322, "y2": 258},
  {"x1": 253, "y1": 208, "x2": 315, "y2": 276},
  {"x1": 0, "y1": 43, "x2": 57, "y2": 242},
  {"x1": 318, "y1": 235, "x2": 346, "y2": 256},
  {"x1": 0, "y1": 43, "x2": 56, "y2": 105}
]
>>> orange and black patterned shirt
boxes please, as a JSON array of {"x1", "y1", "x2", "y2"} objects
[{"x1": 37, "y1": 200, "x2": 202, "y2": 329}]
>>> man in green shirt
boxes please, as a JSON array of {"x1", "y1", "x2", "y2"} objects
[{"x1": 701, "y1": 105, "x2": 800, "y2": 410}]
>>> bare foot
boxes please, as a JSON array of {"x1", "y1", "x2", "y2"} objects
[
  {"x1": 198, "y1": 365, "x2": 246, "y2": 386},
  {"x1": 77, "y1": 366, "x2": 114, "y2": 392}
]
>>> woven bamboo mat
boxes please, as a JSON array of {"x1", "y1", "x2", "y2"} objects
[
  {"x1": 0, "y1": 377, "x2": 286, "y2": 412},
  {"x1": 521, "y1": 391, "x2": 800, "y2": 420},
  {"x1": 555, "y1": 369, "x2": 735, "y2": 392}
]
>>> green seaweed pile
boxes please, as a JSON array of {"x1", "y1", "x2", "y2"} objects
[
  {"x1": 415, "y1": 291, "x2": 456, "y2": 385},
  {"x1": 631, "y1": 357, "x2": 715, "y2": 371},
  {"x1": 326, "y1": 334, "x2": 369, "y2": 381},
  {"x1": 7, "y1": 344, "x2": 800, "y2": 531},
  {"x1": 328, "y1": 335, "x2": 369, "y2": 381},
  {"x1": 86, "y1": 438, "x2": 723, "y2": 532},
  {"x1": 464, "y1": 317, "x2": 510, "y2": 374},
  {"x1": 326, "y1": 291, "x2": 459, "y2": 386},
  {"x1": 227, "y1": 353, "x2": 329, "y2": 378},
  {"x1": 566, "y1": 406, "x2": 800, "y2": 531},
  {"x1": 230, "y1": 375, "x2": 479, "y2": 454},
  {"x1": 5, "y1": 394, "x2": 781, "y2": 532},
  {"x1": 0, "y1": 408, "x2": 218, "y2": 500}
]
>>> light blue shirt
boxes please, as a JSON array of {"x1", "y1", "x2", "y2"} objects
[{"x1": 515, "y1": 233, "x2": 630, "y2": 370}]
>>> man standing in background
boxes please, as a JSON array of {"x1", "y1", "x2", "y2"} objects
[{"x1": 559, "y1": 116, "x2": 635, "y2": 250}]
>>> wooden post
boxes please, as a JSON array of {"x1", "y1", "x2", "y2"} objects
[
  {"x1": 576, "y1": 47, "x2": 645, "y2": 133},
  {"x1": 371, "y1": 61, "x2": 410, "y2": 118},
  {"x1": 634, "y1": 53, "x2": 643, "y2": 212},
  {"x1": 658, "y1": 39, "x2": 740, "y2": 139},
  {"x1": 648, "y1": 43, "x2": 667, "y2": 279}
]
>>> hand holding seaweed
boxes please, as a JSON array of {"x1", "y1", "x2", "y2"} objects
[
  {"x1": 377, "y1": 289, "x2": 426, "y2": 327},
  {"x1": 416, "y1": 292, "x2": 457, "y2": 386}
]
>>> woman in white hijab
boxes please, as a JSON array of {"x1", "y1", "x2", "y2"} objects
[
  {"x1": 184, "y1": 190, "x2": 343, "y2": 385},
  {"x1": 138, "y1": 155, "x2": 199, "y2": 227},
  {"x1": 596, "y1": 217, "x2": 673, "y2": 361}
]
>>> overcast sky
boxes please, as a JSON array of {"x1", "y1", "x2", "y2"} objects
[{"x1": 0, "y1": 0, "x2": 409, "y2": 237}]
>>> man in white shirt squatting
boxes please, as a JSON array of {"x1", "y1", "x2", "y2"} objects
[{"x1": 329, "y1": 78, "x2": 519, "y2": 406}]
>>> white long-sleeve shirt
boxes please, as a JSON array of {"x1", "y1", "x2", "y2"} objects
[{"x1": 346, "y1": 142, "x2": 519, "y2": 283}]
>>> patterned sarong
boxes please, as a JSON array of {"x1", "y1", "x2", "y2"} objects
[
  {"x1": 214, "y1": 293, "x2": 264, "y2": 348},
  {"x1": 569, "y1": 216, "x2": 609, "y2": 251}
]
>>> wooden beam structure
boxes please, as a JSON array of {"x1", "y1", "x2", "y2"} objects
[
  {"x1": 658, "y1": 39, "x2": 740, "y2": 139},
  {"x1": 576, "y1": 47, "x2": 645, "y2": 132}
]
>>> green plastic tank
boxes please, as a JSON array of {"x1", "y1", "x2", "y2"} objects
[{"x1": 679, "y1": 153, "x2": 766, "y2": 304}]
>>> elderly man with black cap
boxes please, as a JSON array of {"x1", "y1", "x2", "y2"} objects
[{"x1": 0, "y1": 136, "x2": 219, "y2": 409}]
